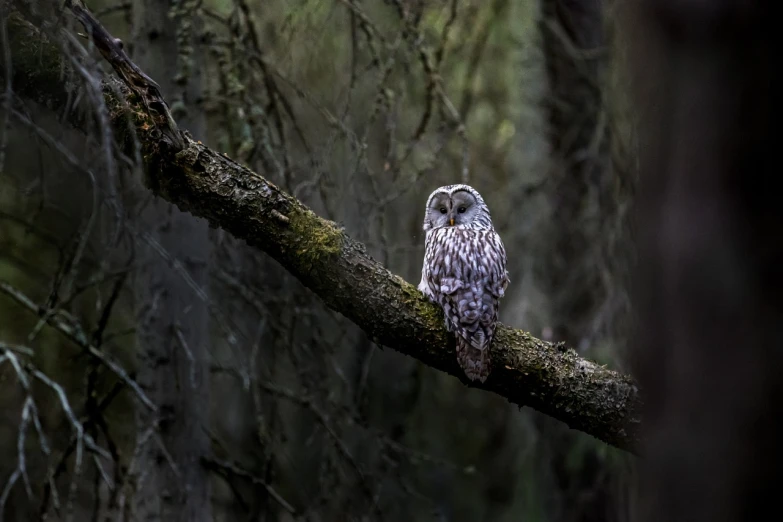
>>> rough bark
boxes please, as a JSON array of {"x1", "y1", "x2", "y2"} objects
[{"x1": 2, "y1": 10, "x2": 642, "y2": 453}]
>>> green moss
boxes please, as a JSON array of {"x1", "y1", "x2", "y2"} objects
[
  {"x1": 418, "y1": 303, "x2": 445, "y2": 329},
  {"x1": 394, "y1": 276, "x2": 442, "y2": 327},
  {"x1": 287, "y1": 207, "x2": 343, "y2": 270}
]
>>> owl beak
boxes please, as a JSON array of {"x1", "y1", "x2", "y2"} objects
[{"x1": 449, "y1": 217, "x2": 455, "y2": 226}]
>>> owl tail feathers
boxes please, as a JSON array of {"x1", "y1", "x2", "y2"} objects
[{"x1": 456, "y1": 335, "x2": 491, "y2": 383}]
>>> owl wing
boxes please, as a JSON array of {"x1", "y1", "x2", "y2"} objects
[
  {"x1": 487, "y1": 231, "x2": 510, "y2": 299},
  {"x1": 418, "y1": 230, "x2": 440, "y2": 303},
  {"x1": 426, "y1": 228, "x2": 508, "y2": 382}
]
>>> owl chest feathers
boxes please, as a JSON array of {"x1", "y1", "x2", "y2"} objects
[
  {"x1": 424, "y1": 226, "x2": 507, "y2": 295},
  {"x1": 423, "y1": 226, "x2": 508, "y2": 335}
]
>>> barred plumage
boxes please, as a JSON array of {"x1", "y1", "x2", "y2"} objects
[{"x1": 418, "y1": 184, "x2": 509, "y2": 382}]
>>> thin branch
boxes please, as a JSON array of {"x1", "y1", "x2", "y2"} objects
[
  {"x1": 65, "y1": 0, "x2": 184, "y2": 149},
  {"x1": 201, "y1": 457, "x2": 297, "y2": 515},
  {"x1": 0, "y1": 280, "x2": 156, "y2": 411}
]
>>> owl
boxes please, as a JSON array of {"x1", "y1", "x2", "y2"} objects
[{"x1": 418, "y1": 184, "x2": 509, "y2": 382}]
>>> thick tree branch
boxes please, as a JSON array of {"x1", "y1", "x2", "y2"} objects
[{"x1": 1, "y1": 9, "x2": 642, "y2": 452}]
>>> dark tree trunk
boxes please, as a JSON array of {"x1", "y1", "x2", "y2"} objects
[
  {"x1": 630, "y1": 1, "x2": 777, "y2": 521},
  {"x1": 129, "y1": 1, "x2": 212, "y2": 520},
  {"x1": 537, "y1": 2, "x2": 631, "y2": 522},
  {"x1": 540, "y1": 0, "x2": 608, "y2": 350}
]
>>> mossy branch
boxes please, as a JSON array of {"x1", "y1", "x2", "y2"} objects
[{"x1": 1, "y1": 8, "x2": 643, "y2": 453}]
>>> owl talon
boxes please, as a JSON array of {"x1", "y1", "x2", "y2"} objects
[{"x1": 417, "y1": 282, "x2": 437, "y2": 303}]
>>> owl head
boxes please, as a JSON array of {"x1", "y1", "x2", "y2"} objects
[{"x1": 422, "y1": 184, "x2": 493, "y2": 232}]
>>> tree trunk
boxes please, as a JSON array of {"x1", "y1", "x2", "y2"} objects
[
  {"x1": 537, "y1": 2, "x2": 632, "y2": 522},
  {"x1": 129, "y1": 1, "x2": 212, "y2": 520},
  {"x1": 630, "y1": 1, "x2": 777, "y2": 521},
  {"x1": 540, "y1": 0, "x2": 608, "y2": 350}
]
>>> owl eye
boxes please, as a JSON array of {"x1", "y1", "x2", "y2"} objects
[
  {"x1": 458, "y1": 207, "x2": 467, "y2": 213},
  {"x1": 439, "y1": 208, "x2": 447, "y2": 214}
]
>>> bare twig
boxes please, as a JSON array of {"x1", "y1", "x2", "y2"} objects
[
  {"x1": 0, "y1": 280, "x2": 156, "y2": 411},
  {"x1": 202, "y1": 457, "x2": 297, "y2": 515}
]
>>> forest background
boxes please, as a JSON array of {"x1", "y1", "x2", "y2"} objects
[{"x1": 1, "y1": 0, "x2": 775, "y2": 521}]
